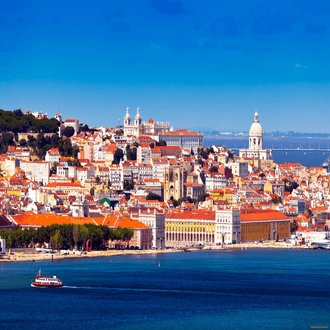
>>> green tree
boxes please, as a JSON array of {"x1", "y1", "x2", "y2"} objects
[
  {"x1": 90, "y1": 188, "x2": 95, "y2": 196},
  {"x1": 19, "y1": 139, "x2": 27, "y2": 147},
  {"x1": 123, "y1": 180, "x2": 134, "y2": 190},
  {"x1": 113, "y1": 148, "x2": 124, "y2": 164},
  {"x1": 197, "y1": 193, "x2": 210, "y2": 203},
  {"x1": 50, "y1": 229, "x2": 62, "y2": 252},
  {"x1": 96, "y1": 175, "x2": 100, "y2": 183},
  {"x1": 209, "y1": 166, "x2": 218, "y2": 173},
  {"x1": 146, "y1": 192, "x2": 163, "y2": 202},
  {"x1": 290, "y1": 220, "x2": 298, "y2": 233},
  {"x1": 79, "y1": 225, "x2": 89, "y2": 250},
  {"x1": 63, "y1": 126, "x2": 75, "y2": 138},
  {"x1": 156, "y1": 140, "x2": 166, "y2": 146}
]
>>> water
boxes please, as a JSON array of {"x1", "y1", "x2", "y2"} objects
[
  {"x1": 205, "y1": 138, "x2": 330, "y2": 168},
  {"x1": 1, "y1": 250, "x2": 330, "y2": 330}
]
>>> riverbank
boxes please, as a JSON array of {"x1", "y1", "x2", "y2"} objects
[{"x1": 0, "y1": 241, "x2": 312, "y2": 263}]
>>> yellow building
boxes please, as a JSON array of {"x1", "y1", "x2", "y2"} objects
[{"x1": 209, "y1": 188, "x2": 234, "y2": 205}]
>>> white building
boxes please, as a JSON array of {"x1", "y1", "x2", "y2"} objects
[
  {"x1": 132, "y1": 208, "x2": 165, "y2": 249},
  {"x1": 151, "y1": 158, "x2": 169, "y2": 182},
  {"x1": 20, "y1": 161, "x2": 50, "y2": 184},
  {"x1": 137, "y1": 146, "x2": 151, "y2": 164},
  {"x1": 63, "y1": 118, "x2": 80, "y2": 136},
  {"x1": 156, "y1": 129, "x2": 203, "y2": 153},
  {"x1": 229, "y1": 162, "x2": 249, "y2": 178},
  {"x1": 215, "y1": 208, "x2": 241, "y2": 244},
  {"x1": 239, "y1": 112, "x2": 273, "y2": 160},
  {"x1": 124, "y1": 107, "x2": 142, "y2": 137},
  {"x1": 123, "y1": 107, "x2": 172, "y2": 138},
  {"x1": 45, "y1": 148, "x2": 60, "y2": 168},
  {"x1": 205, "y1": 172, "x2": 227, "y2": 192}
]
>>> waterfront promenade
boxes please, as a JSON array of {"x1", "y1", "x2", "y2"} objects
[{"x1": 0, "y1": 242, "x2": 311, "y2": 263}]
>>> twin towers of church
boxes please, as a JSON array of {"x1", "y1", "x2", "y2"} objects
[
  {"x1": 239, "y1": 111, "x2": 273, "y2": 160},
  {"x1": 123, "y1": 107, "x2": 142, "y2": 137}
]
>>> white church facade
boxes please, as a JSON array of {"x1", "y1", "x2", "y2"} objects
[
  {"x1": 239, "y1": 112, "x2": 273, "y2": 160},
  {"x1": 123, "y1": 107, "x2": 173, "y2": 138}
]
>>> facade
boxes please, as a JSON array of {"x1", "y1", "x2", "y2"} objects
[
  {"x1": 131, "y1": 208, "x2": 166, "y2": 249},
  {"x1": 164, "y1": 165, "x2": 184, "y2": 201},
  {"x1": 230, "y1": 162, "x2": 249, "y2": 178},
  {"x1": 165, "y1": 208, "x2": 241, "y2": 247},
  {"x1": 239, "y1": 112, "x2": 273, "y2": 161},
  {"x1": 240, "y1": 210, "x2": 290, "y2": 242},
  {"x1": 137, "y1": 146, "x2": 151, "y2": 164},
  {"x1": 123, "y1": 107, "x2": 142, "y2": 137},
  {"x1": 142, "y1": 117, "x2": 172, "y2": 135},
  {"x1": 45, "y1": 148, "x2": 60, "y2": 168},
  {"x1": 205, "y1": 172, "x2": 227, "y2": 192},
  {"x1": 184, "y1": 182, "x2": 204, "y2": 200},
  {"x1": 156, "y1": 129, "x2": 203, "y2": 153},
  {"x1": 20, "y1": 161, "x2": 50, "y2": 184},
  {"x1": 63, "y1": 119, "x2": 79, "y2": 136},
  {"x1": 123, "y1": 107, "x2": 172, "y2": 138}
]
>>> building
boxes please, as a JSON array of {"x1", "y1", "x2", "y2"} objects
[
  {"x1": 45, "y1": 148, "x2": 60, "y2": 168},
  {"x1": 229, "y1": 161, "x2": 249, "y2": 178},
  {"x1": 164, "y1": 165, "x2": 183, "y2": 201},
  {"x1": 156, "y1": 129, "x2": 203, "y2": 153},
  {"x1": 165, "y1": 208, "x2": 241, "y2": 247},
  {"x1": 240, "y1": 210, "x2": 290, "y2": 242},
  {"x1": 239, "y1": 112, "x2": 273, "y2": 161},
  {"x1": 123, "y1": 107, "x2": 172, "y2": 138},
  {"x1": 205, "y1": 172, "x2": 227, "y2": 192},
  {"x1": 131, "y1": 208, "x2": 166, "y2": 249},
  {"x1": 20, "y1": 161, "x2": 50, "y2": 184},
  {"x1": 63, "y1": 118, "x2": 79, "y2": 136},
  {"x1": 124, "y1": 107, "x2": 142, "y2": 137}
]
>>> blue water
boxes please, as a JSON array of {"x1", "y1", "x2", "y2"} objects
[
  {"x1": 205, "y1": 138, "x2": 330, "y2": 168},
  {"x1": 1, "y1": 250, "x2": 330, "y2": 330}
]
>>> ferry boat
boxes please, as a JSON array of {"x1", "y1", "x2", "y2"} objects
[{"x1": 31, "y1": 270, "x2": 63, "y2": 288}]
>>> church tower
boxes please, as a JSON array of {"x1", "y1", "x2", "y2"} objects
[
  {"x1": 134, "y1": 107, "x2": 142, "y2": 126},
  {"x1": 124, "y1": 107, "x2": 131, "y2": 126}
]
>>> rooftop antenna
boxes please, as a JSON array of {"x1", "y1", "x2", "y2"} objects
[
  {"x1": 59, "y1": 103, "x2": 61, "y2": 114},
  {"x1": 119, "y1": 118, "x2": 120, "y2": 126}
]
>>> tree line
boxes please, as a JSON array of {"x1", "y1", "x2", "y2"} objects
[
  {"x1": 0, "y1": 224, "x2": 134, "y2": 250},
  {"x1": 0, "y1": 109, "x2": 60, "y2": 135}
]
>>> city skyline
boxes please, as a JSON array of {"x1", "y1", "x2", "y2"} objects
[{"x1": 0, "y1": 0, "x2": 329, "y2": 132}]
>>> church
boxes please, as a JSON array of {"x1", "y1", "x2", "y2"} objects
[
  {"x1": 239, "y1": 112, "x2": 273, "y2": 160},
  {"x1": 123, "y1": 107, "x2": 172, "y2": 138}
]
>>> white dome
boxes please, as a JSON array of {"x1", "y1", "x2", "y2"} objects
[{"x1": 249, "y1": 111, "x2": 263, "y2": 137}]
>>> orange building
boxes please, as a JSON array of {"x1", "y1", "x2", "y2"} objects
[
  {"x1": 7, "y1": 212, "x2": 152, "y2": 250},
  {"x1": 241, "y1": 210, "x2": 290, "y2": 242}
]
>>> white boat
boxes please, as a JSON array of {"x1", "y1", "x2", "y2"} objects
[{"x1": 31, "y1": 270, "x2": 63, "y2": 288}]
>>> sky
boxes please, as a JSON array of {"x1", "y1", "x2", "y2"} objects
[{"x1": 0, "y1": 0, "x2": 329, "y2": 133}]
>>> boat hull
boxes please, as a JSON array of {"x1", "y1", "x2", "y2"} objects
[{"x1": 31, "y1": 282, "x2": 63, "y2": 288}]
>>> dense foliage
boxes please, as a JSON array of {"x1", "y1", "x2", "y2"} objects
[
  {"x1": 126, "y1": 145, "x2": 137, "y2": 161},
  {"x1": 197, "y1": 193, "x2": 210, "y2": 203},
  {"x1": 0, "y1": 109, "x2": 60, "y2": 134},
  {"x1": 0, "y1": 224, "x2": 134, "y2": 250},
  {"x1": 123, "y1": 180, "x2": 135, "y2": 190},
  {"x1": 113, "y1": 148, "x2": 124, "y2": 164},
  {"x1": 25, "y1": 133, "x2": 79, "y2": 160},
  {"x1": 0, "y1": 132, "x2": 16, "y2": 153},
  {"x1": 146, "y1": 192, "x2": 163, "y2": 202}
]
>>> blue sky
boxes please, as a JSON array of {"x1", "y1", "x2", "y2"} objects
[{"x1": 0, "y1": 0, "x2": 329, "y2": 132}]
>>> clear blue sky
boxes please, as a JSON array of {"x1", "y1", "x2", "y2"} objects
[{"x1": 0, "y1": 0, "x2": 329, "y2": 132}]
